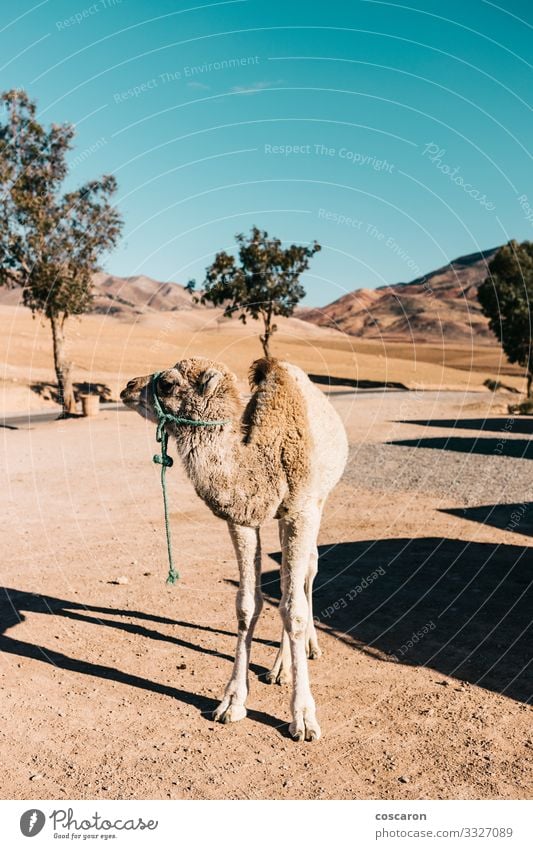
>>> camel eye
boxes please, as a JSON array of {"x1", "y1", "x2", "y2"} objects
[{"x1": 157, "y1": 376, "x2": 174, "y2": 395}]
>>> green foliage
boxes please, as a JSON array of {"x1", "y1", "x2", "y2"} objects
[
  {"x1": 0, "y1": 89, "x2": 122, "y2": 320},
  {"x1": 197, "y1": 226, "x2": 321, "y2": 355},
  {"x1": 478, "y1": 240, "x2": 533, "y2": 396},
  {"x1": 0, "y1": 89, "x2": 123, "y2": 413}
]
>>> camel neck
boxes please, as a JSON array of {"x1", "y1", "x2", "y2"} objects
[
  {"x1": 176, "y1": 423, "x2": 282, "y2": 526},
  {"x1": 179, "y1": 420, "x2": 239, "y2": 480}
]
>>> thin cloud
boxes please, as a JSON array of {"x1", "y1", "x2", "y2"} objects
[{"x1": 230, "y1": 80, "x2": 284, "y2": 95}]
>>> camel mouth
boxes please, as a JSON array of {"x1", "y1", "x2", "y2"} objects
[
  {"x1": 121, "y1": 393, "x2": 157, "y2": 422},
  {"x1": 120, "y1": 377, "x2": 160, "y2": 423}
]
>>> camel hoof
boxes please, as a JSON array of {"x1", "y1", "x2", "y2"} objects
[
  {"x1": 213, "y1": 701, "x2": 247, "y2": 724},
  {"x1": 265, "y1": 667, "x2": 291, "y2": 685},
  {"x1": 289, "y1": 711, "x2": 321, "y2": 742},
  {"x1": 307, "y1": 643, "x2": 322, "y2": 660}
]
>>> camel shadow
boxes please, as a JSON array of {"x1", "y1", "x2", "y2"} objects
[
  {"x1": 263, "y1": 537, "x2": 532, "y2": 703},
  {"x1": 0, "y1": 588, "x2": 283, "y2": 732}
]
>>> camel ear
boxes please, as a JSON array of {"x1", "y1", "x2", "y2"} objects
[{"x1": 198, "y1": 368, "x2": 222, "y2": 397}]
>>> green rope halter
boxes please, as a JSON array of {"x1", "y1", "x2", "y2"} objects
[{"x1": 151, "y1": 371, "x2": 231, "y2": 584}]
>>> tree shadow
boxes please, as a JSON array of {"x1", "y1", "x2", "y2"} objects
[
  {"x1": 30, "y1": 381, "x2": 116, "y2": 404},
  {"x1": 0, "y1": 588, "x2": 282, "y2": 731},
  {"x1": 390, "y1": 436, "x2": 532, "y2": 460},
  {"x1": 441, "y1": 504, "x2": 532, "y2": 538},
  {"x1": 308, "y1": 373, "x2": 408, "y2": 391},
  {"x1": 262, "y1": 538, "x2": 532, "y2": 703},
  {"x1": 399, "y1": 417, "x2": 533, "y2": 435}
]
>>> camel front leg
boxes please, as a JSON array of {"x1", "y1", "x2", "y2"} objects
[
  {"x1": 279, "y1": 505, "x2": 322, "y2": 741},
  {"x1": 213, "y1": 523, "x2": 262, "y2": 724}
]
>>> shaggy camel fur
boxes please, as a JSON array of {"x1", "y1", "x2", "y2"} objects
[{"x1": 121, "y1": 357, "x2": 347, "y2": 741}]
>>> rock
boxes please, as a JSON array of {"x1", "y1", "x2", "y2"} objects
[{"x1": 398, "y1": 775, "x2": 410, "y2": 783}]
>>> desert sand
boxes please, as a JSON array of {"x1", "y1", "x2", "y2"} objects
[
  {"x1": 0, "y1": 302, "x2": 525, "y2": 417},
  {"x1": 1, "y1": 304, "x2": 531, "y2": 800}
]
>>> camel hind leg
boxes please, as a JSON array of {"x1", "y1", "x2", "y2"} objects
[
  {"x1": 305, "y1": 546, "x2": 321, "y2": 660},
  {"x1": 266, "y1": 518, "x2": 292, "y2": 684},
  {"x1": 304, "y1": 496, "x2": 325, "y2": 660},
  {"x1": 266, "y1": 520, "x2": 322, "y2": 683}
]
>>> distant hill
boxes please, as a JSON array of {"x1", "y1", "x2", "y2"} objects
[
  {"x1": 90, "y1": 273, "x2": 197, "y2": 317},
  {"x1": 0, "y1": 271, "x2": 341, "y2": 343},
  {"x1": 0, "y1": 250, "x2": 500, "y2": 341},
  {"x1": 0, "y1": 272, "x2": 198, "y2": 318},
  {"x1": 301, "y1": 248, "x2": 499, "y2": 342}
]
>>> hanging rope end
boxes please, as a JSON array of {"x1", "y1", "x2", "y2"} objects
[{"x1": 166, "y1": 568, "x2": 180, "y2": 585}]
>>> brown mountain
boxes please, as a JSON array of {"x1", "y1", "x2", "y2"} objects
[
  {"x1": 1, "y1": 250, "x2": 500, "y2": 341},
  {"x1": 0, "y1": 272, "x2": 340, "y2": 342},
  {"x1": 0, "y1": 272, "x2": 197, "y2": 318},
  {"x1": 301, "y1": 248, "x2": 499, "y2": 342},
  {"x1": 90, "y1": 272, "x2": 197, "y2": 317}
]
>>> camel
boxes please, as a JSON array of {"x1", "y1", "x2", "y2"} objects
[{"x1": 120, "y1": 357, "x2": 348, "y2": 741}]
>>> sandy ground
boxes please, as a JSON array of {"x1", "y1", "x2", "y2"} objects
[{"x1": 1, "y1": 377, "x2": 531, "y2": 800}]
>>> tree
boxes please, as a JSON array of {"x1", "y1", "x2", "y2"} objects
[
  {"x1": 478, "y1": 240, "x2": 533, "y2": 398},
  {"x1": 0, "y1": 90, "x2": 123, "y2": 415},
  {"x1": 193, "y1": 227, "x2": 321, "y2": 356}
]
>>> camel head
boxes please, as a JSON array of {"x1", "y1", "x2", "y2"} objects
[{"x1": 120, "y1": 357, "x2": 242, "y2": 429}]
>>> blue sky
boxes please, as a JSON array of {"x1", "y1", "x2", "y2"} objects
[{"x1": 2, "y1": 0, "x2": 532, "y2": 305}]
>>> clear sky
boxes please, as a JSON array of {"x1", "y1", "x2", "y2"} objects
[{"x1": 2, "y1": 0, "x2": 532, "y2": 305}]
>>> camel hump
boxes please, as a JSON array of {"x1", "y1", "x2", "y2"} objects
[
  {"x1": 244, "y1": 357, "x2": 302, "y2": 429},
  {"x1": 248, "y1": 357, "x2": 280, "y2": 389},
  {"x1": 243, "y1": 358, "x2": 312, "y2": 488}
]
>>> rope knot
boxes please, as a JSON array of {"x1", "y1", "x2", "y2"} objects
[{"x1": 153, "y1": 453, "x2": 173, "y2": 467}]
